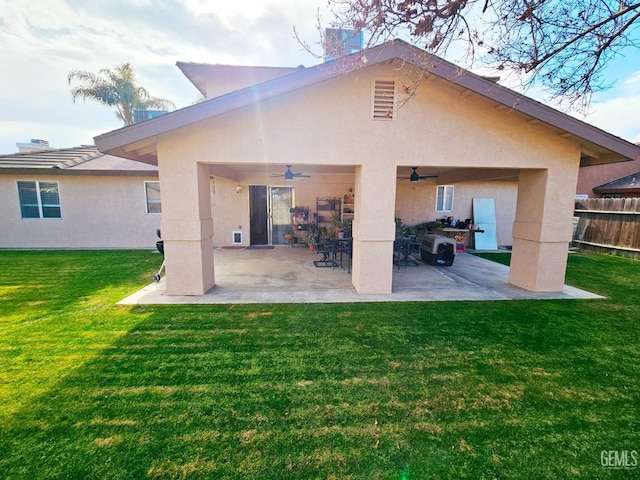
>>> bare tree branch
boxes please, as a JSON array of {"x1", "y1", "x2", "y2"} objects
[{"x1": 315, "y1": 0, "x2": 640, "y2": 110}]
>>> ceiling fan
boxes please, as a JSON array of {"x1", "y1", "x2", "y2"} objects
[
  {"x1": 398, "y1": 167, "x2": 438, "y2": 183},
  {"x1": 270, "y1": 165, "x2": 311, "y2": 180}
]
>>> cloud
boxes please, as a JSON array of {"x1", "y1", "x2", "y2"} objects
[
  {"x1": 1, "y1": 0, "x2": 637, "y2": 154},
  {"x1": 587, "y1": 89, "x2": 640, "y2": 143},
  {"x1": 0, "y1": 0, "x2": 326, "y2": 153}
]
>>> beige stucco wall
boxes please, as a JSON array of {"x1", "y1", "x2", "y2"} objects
[
  {"x1": 576, "y1": 157, "x2": 640, "y2": 197},
  {"x1": 156, "y1": 61, "x2": 581, "y2": 294},
  {"x1": 208, "y1": 171, "x2": 519, "y2": 247},
  {"x1": 210, "y1": 173, "x2": 357, "y2": 246},
  {"x1": 208, "y1": 174, "x2": 517, "y2": 247},
  {"x1": 161, "y1": 63, "x2": 579, "y2": 173},
  {"x1": 395, "y1": 180, "x2": 517, "y2": 246},
  {"x1": 204, "y1": 67, "x2": 299, "y2": 99},
  {"x1": 0, "y1": 174, "x2": 161, "y2": 249}
]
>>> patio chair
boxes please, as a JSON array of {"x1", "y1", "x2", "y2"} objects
[
  {"x1": 394, "y1": 235, "x2": 421, "y2": 270},
  {"x1": 332, "y1": 237, "x2": 353, "y2": 272},
  {"x1": 313, "y1": 238, "x2": 338, "y2": 268}
]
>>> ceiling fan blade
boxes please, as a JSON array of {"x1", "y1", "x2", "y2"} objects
[
  {"x1": 269, "y1": 166, "x2": 311, "y2": 179},
  {"x1": 397, "y1": 167, "x2": 438, "y2": 181}
]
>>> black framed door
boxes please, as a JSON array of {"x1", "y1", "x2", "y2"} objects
[
  {"x1": 249, "y1": 186, "x2": 268, "y2": 245},
  {"x1": 249, "y1": 185, "x2": 293, "y2": 245}
]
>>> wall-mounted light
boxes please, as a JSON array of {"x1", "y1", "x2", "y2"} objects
[{"x1": 235, "y1": 185, "x2": 243, "y2": 194}]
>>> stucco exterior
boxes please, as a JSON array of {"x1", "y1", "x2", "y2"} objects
[
  {"x1": 208, "y1": 174, "x2": 517, "y2": 248},
  {"x1": 95, "y1": 40, "x2": 640, "y2": 297},
  {"x1": 577, "y1": 157, "x2": 640, "y2": 197},
  {"x1": 155, "y1": 62, "x2": 579, "y2": 295},
  {"x1": 0, "y1": 173, "x2": 160, "y2": 249}
]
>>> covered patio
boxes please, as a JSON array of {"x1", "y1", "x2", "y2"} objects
[
  {"x1": 96, "y1": 40, "x2": 639, "y2": 299},
  {"x1": 119, "y1": 248, "x2": 600, "y2": 305}
]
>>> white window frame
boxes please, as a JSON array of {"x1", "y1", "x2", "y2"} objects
[
  {"x1": 144, "y1": 181, "x2": 162, "y2": 214},
  {"x1": 371, "y1": 78, "x2": 396, "y2": 120},
  {"x1": 436, "y1": 185, "x2": 454, "y2": 212},
  {"x1": 17, "y1": 180, "x2": 62, "y2": 219}
]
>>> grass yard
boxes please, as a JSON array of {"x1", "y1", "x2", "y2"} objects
[{"x1": 0, "y1": 250, "x2": 638, "y2": 479}]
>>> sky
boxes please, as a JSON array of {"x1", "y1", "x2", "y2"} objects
[{"x1": 1, "y1": 0, "x2": 639, "y2": 155}]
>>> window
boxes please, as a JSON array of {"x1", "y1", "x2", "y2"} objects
[
  {"x1": 371, "y1": 79, "x2": 396, "y2": 120},
  {"x1": 436, "y1": 185, "x2": 454, "y2": 212},
  {"x1": 145, "y1": 181, "x2": 162, "y2": 214},
  {"x1": 17, "y1": 181, "x2": 61, "y2": 218}
]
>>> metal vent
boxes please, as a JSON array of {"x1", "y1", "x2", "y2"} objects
[{"x1": 372, "y1": 79, "x2": 396, "y2": 120}]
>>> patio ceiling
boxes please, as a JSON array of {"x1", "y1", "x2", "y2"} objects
[{"x1": 206, "y1": 163, "x2": 520, "y2": 184}]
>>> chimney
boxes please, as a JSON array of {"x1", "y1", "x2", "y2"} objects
[
  {"x1": 16, "y1": 139, "x2": 55, "y2": 153},
  {"x1": 324, "y1": 29, "x2": 363, "y2": 62}
]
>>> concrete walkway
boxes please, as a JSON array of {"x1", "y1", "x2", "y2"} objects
[{"x1": 119, "y1": 246, "x2": 602, "y2": 305}]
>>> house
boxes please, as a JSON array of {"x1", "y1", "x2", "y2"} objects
[
  {"x1": 576, "y1": 149, "x2": 640, "y2": 198},
  {"x1": 94, "y1": 40, "x2": 640, "y2": 297},
  {"x1": 0, "y1": 142, "x2": 160, "y2": 249},
  {"x1": 592, "y1": 172, "x2": 640, "y2": 197}
]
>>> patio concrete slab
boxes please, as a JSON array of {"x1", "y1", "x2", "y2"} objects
[{"x1": 119, "y1": 247, "x2": 603, "y2": 305}]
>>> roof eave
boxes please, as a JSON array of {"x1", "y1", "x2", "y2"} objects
[
  {"x1": 0, "y1": 167, "x2": 157, "y2": 177},
  {"x1": 95, "y1": 39, "x2": 640, "y2": 165}
]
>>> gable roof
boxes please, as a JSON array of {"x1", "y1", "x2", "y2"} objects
[
  {"x1": 176, "y1": 62, "x2": 301, "y2": 98},
  {"x1": 593, "y1": 171, "x2": 640, "y2": 194},
  {"x1": 95, "y1": 39, "x2": 640, "y2": 167},
  {"x1": 0, "y1": 145, "x2": 157, "y2": 176}
]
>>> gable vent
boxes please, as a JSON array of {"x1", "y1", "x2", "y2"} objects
[{"x1": 372, "y1": 79, "x2": 396, "y2": 120}]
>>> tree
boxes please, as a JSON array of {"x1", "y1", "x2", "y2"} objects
[
  {"x1": 68, "y1": 63, "x2": 176, "y2": 125},
  {"x1": 323, "y1": 0, "x2": 640, "y2": 108}
]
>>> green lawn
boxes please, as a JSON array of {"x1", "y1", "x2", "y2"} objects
[{"x1": 0, "y1": 250, "x2": 638, "y2": 479}]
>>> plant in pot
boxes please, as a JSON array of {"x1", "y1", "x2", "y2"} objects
[
  {"x1": 343, "y1": 187, "x2": 354, "y2": 204},
  {"x1": 330, "y1": 210, "x2": 345, "y2": 238},
  {"x1": 283, "y1": 231, "x2": 294, "y2": 243},
  {"x1": 306, "y1": 232, "x2": 317, "y2": 251},
  {"x1": 305, "y1": 223, "x2": 320, "y2": 251}
]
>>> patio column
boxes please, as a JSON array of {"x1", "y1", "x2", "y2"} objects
[
  {"x1": 159, "y1": 161, "x2": 215, "y2": 295},
  {"x1": 351, "y1": 164, "x2": 397, "y2": 294},
  {"x1": 509, "y1": 168, "x2": 578, "y2": 292}
]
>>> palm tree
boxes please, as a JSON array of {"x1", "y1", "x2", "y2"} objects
[{"x1": 68, "y1": 63, "x2": 176, "y2": 126}]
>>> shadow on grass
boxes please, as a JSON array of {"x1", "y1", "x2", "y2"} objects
[{"x1": 1, "y1": 292, "x2": 638, "y2": 479}]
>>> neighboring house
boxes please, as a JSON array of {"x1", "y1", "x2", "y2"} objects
[
  {"x1": 592, "y1": 172, "x2": 640, "y2": 197},
  {"x1": 0, "y1": 143, "x2": 160, "y2": 249},
  {"x1": 576, "y1": 147, "x2": 640, "y2": 198},
  {"x1": 95, "y1": 39, "x2": 640, "y2": 297}
]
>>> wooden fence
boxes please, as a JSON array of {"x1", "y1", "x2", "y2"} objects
[{"x1": 573, "y1": 197, "x2": 640, "y2": 259}]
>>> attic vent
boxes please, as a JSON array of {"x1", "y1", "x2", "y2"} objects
[{"x1": 371, "y1": 79, "x2": 396, "y2": 120}]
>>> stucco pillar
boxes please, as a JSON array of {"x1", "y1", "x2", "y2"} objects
[
  {"x1": 160, "y1": 161, "x2": 215, "y2": 295},
  {"x1": 351, "y1": 164, "x2": 397, "y2": 294},
  {"x1": 509, "y1": 168, "x2": 577, "y2": 292}
]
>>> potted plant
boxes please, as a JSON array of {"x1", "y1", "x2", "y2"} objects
[
  {"x1": 305, "y1": 223, "x2": 317, "y2": 251},
  {"x1": 306, "y1": 232, "x2": 317, "y2": 251},
  {"x1": 330, "y1": 210, "x2": 345, "y2": 238},
  {"x1": 343, "y1": 188, "x2": 354, "y2": 205}
]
